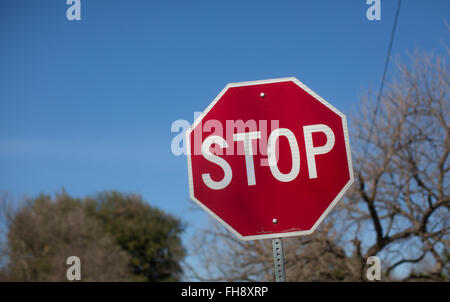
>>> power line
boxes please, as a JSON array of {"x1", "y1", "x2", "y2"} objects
[{"x1": 359, "y1": 0, "x2": 402, "y2": 172}]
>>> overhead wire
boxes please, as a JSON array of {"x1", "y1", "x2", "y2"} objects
[{"x1": 359, "y1": 0, "x2": 402, "y2": 173}]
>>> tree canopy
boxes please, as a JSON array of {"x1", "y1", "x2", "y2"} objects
[{"x1": 0, "y1": 190, "x2": 185, "y2": 281}]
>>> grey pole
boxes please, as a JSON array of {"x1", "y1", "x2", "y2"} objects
[{"x1": 272, "y1": 238, "x2": 286, "y2": 282}]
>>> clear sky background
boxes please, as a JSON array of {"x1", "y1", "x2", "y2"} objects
[{"x1": 0, "y1": 0, "x2": 448, "y2": 278}]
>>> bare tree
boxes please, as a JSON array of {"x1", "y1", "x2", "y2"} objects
[
  {"x1": 184, "y1": 216, "x2": 274, "y2": 282},
  {"x1": 185, "y1": 50, "x2": 449, "y2": 281},
  {"x1": 345, "y1": 50, "x2": 449, "y2": 280}
]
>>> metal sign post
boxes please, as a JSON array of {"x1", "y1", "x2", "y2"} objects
[{"x1": 272, "y1": 238, "x2": 286, "y2": 282}]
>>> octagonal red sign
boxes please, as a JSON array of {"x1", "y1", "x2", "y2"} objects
[{"x1": 186, "y1": 77, "x2": 354, "y2": 240}]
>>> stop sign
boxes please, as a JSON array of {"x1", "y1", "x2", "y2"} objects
[{"x1": 186, "y1": 77, "x2": 353, "y2": 240}]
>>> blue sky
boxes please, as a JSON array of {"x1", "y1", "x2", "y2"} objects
[{"x1": 0, "y1": 0, "x2": 449, "y2": 277}]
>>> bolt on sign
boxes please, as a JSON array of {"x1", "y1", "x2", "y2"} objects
[{"x1": 186, "y1": 77, "x2": 354, "y2": 241}]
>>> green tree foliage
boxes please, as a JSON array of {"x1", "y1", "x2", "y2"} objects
[
  {"x1": 0, "y1": 191, "x2": 185, "y2": 281},
  {"x1": 84, "y1": 191, "x2": 186, "y2": 281}
]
